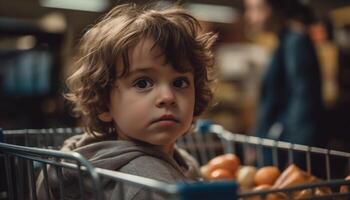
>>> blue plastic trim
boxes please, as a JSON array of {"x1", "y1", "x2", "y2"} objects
[
  {"x1": 177, "y1": 181, "x2": 237, "y2": 200},
  {"x1": 196, "y1": 120, "x2": 213, "y2": 135}
]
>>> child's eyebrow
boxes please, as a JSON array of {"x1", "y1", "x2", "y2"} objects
[
  {"x1": 128, "y1": 67, "x2": 155, "y2": 76},
  {"x1": 126, "y1": 66, "x2": 155, "y2": 77}
]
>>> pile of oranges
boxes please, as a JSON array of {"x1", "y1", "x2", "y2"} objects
[{"x1": 200, "y1": 154, "x2": 350, "y2": 199}]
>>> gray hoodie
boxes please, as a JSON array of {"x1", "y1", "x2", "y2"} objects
[{"x1": 36, "y1": 134, "x2": 200, "y2": 200}]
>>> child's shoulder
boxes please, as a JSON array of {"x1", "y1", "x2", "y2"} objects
[
  {"x1": 60, "y1": 134, "x2": 199, "y2": 181},
  {"x1": 121, "y1": 154, "x2": 184, "y2": 182},
  {"x1": 120, "y1": 146, "x2": 201, "y2": 182}
]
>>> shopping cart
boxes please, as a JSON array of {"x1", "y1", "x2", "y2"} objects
[
  {"x1": 0, "y1": 121, "x2": 350, "y2": 200},
  {"x1": 196, "y1": 121, "x2": 350, "y2": 200},
  {"x1": 0, "y1": 125, "x2": 236, "y2": 200}
]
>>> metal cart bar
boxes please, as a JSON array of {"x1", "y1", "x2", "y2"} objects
[
  {"x1": 0, "y1": 142, "x2": 103, "y2": 200},
  {"x1": 205, "y1": 123, "x2": 350, "y2": 158},
  {"x1": 196, "y1": 120, "x2": 350, "y2": 199},
  {"x1": 0, "y1": 141, "x2": 238, "y2": 200}
]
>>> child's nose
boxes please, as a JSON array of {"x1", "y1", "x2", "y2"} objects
[{"x1": 156, "y1": 86, "x2": 176, "y2": 107}]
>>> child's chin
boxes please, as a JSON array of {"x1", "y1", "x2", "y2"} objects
[{"x1": 146, "y1": 136, "x2": 178, "y2": 146}]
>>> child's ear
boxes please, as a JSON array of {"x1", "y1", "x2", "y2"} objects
[{"x1": 98, "y1": 112, "x2": 113, "y2": 122}]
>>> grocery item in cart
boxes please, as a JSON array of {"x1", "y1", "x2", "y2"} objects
[
  {"x1": 201, "y1": 153, "x2": 240, "y2": 181},
  {"x1": 254, "y1": 166, "x2": 280, "y2": 186},
  {"x1": 195, "y1": 121, "x2": 350, "y2": 199},
  {"x1": 340, "y1": 175, "x2": 350, "y2": 193}
]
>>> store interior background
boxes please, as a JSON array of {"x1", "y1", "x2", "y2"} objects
[{"x1": 0, "y1": 0, "x2": 349, "y2": 151}]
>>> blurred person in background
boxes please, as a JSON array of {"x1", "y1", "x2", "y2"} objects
[{"x1": 244, "y1": 0, "x2": 326, "y2": 173}]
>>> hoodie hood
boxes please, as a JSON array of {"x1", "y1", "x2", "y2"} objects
[
  {"x1": 37, "y1": 133, "x2": 200, "y2": 200},
  {"x1": 60, "y1": 133, "x2": 199, "y2": 178}
]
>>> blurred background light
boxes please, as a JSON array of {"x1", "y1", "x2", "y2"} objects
[
  {"x1": 186, "y1": 3, "x2": 238, "y2": 23},
  {"x1": 16, "y1": 35, "x2": 36, "y2": 50},
  {"x1": 39, "y1": 0, "x2": 109, "y2": 12}
]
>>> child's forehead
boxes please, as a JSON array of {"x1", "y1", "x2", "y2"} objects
[
  {"x1": 115, "y1": 38, "x2": 163, "y2": 70},
  {"x1": 132, "y1": 38, "x2": 163, "y2": 62},
  {"x1": 116, "y1": 38, "x2": 192, "y2": 76}
]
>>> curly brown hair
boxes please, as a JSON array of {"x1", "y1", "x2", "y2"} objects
[{"x1": 65, "y1": 3, "x2": 217, "y2": 136}]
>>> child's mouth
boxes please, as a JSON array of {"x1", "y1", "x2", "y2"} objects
[
  {"x1": 153, "y1": 120, "x2": 178, "y2": 126},
  {"x1": 152, "y1": 115, "x2": 180, "y2": 125}
]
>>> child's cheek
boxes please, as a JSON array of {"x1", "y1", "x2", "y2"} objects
[{"x1": 131, "y1": 101, "x2": 151, "y2": 118}]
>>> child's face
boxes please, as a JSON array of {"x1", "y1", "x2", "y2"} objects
[{"x1": 105, "y1": 38, "x2": 195, "y2": 153}]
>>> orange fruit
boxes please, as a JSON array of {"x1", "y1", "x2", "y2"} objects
[
  {"x1": 208, "y1": 168, "x2": 235, "y2": 181},
  {"x1": 254, "y1": 166, "x2": 281, "y2": 186},
  {"x1": 207, "y1": 154, "x2": 240, "y2": 177},
  {"x1": 340, "y1": 175, "x2": 350, "y2": 193}
]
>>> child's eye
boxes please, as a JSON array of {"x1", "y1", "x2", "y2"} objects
[
  {"x1": 133, "y1": 78, "x2": 153, "y2": 90},
  {"x1": 173, "y1": 77, "x2": 190, "y2": 88}
]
